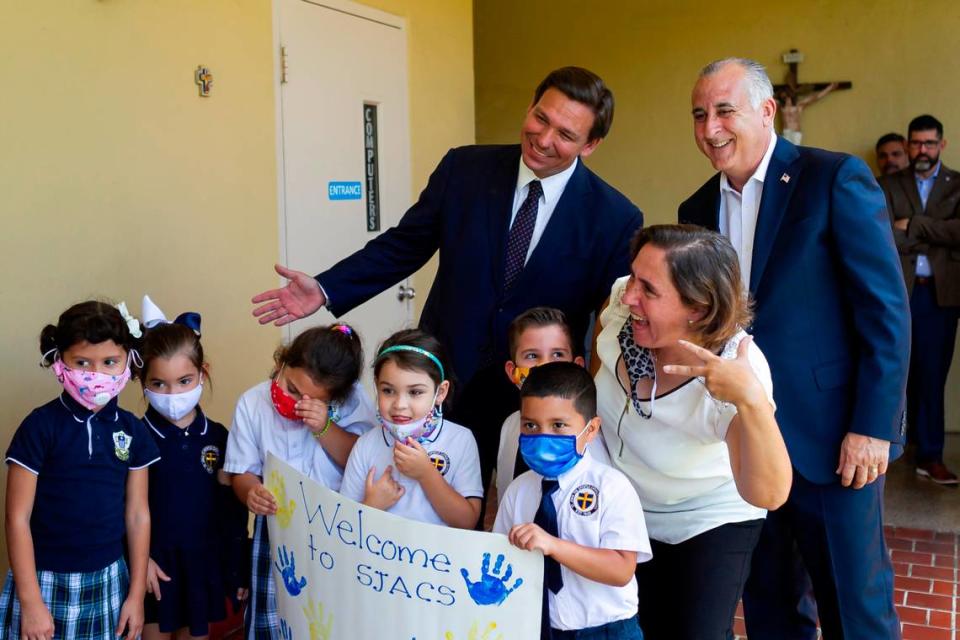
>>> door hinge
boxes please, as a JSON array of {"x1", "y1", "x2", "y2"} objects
[{"x1": 280, "y1": 46, "x2": 288, "y2": 84}]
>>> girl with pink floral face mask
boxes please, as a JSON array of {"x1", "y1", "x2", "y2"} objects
[{"x1": 2, "y1": 300, "x2": 161, "y2": 640}]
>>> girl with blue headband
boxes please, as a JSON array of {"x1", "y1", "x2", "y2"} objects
[{"x1": 340, "y1": 329, "x2": 483, "y2": 528}]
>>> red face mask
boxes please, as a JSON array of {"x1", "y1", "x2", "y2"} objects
[{"x1": 270, "y1": 378, "x2": 300, "y2": 421}]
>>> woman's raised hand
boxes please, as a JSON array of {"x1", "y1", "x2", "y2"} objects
[{"x1": 662, "y1": 337, "x2": 767, "y2": 408}]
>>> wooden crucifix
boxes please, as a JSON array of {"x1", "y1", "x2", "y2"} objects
[{"x1": 772, "y1": 49, "x2": 851, "y2": 144}]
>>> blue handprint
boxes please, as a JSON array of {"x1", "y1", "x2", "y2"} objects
[
  {"x1": 280, "y1": 617, "x2": 294, "y2": 640},
  {"x1": 459, "y1": 552, "x2": 524, "y2": 606},
  {"x1": 275, "y1": 544, "x2": 307, "y2": 596}
]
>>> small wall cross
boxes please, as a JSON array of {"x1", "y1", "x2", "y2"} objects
[{"x1": 195, "y1": 66, "x2": 213, "y2": 97}]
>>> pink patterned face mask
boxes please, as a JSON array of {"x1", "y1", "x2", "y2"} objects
[{"x1": 52, "y1": 358, "x2": 131, "y2": 410}]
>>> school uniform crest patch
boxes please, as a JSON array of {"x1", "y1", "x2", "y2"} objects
[
  {"x1": 427, "y1": 451, "x2": 451, "y2": 476},
  {"x1": 112, "y1": 431, "x2": 131, "y2": 461},
  {"x1": 570, "y1": 484, "x2": 599, "y2": 516},
  {"x1": 201, "y1": 445, "x2": 220, "y2": 474}
]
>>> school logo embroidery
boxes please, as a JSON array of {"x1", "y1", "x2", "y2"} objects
[
  {"x1": 570, "y1": 484, "x2": 599, "y2": 516},
  {"x1": 201, "y1": 445, "x2": 220, "y2": 474},
  {"x1": 112, "y1": 431, "x2": 132, "y2": 462},
  {"x1": 428, "y1": 451, "x2": 451, "y2": 476}
]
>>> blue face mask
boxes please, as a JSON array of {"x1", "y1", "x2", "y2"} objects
[{"x1": 518, "y1": 424, "x2": 590, "y2": 479}]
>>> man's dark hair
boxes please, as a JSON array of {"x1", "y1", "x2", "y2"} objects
[
  {"x1": 532, "y1": 67, "x2": 614, "y2": 141},
  {"x1": 908, "y1": 115, "x2": 943, "y2": 138},
  {"x1": 520, "y1": 361, "x2": 597, "y2": 422},
  {"x1": 875, "y1": 132, "x2": 905, "y2": 150}
]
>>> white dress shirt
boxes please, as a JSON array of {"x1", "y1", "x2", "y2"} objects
[
  {"x1": 913, "y1": 161, "x2": 940, "y2": 277},
  {"x1": 719, "y1": 130, "x2": 778, "y2": 287},
  {"x1": 494, "y1": 451, "x2": 651, "y2": 631},
  {"x1": 511, "y1": 158, "x2": 578, "y2": 264},
  {"x1": 339, "y1": 418, "x2": 483, "y2": 525}
]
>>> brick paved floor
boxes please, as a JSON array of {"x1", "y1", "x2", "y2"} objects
[{"x1": 734, "y1": 526, "x2": 958, "y2": 640}]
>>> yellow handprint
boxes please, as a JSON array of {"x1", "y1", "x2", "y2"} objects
[
  {"x1": 443, "y1": 621, "x2": 502, "y2": 640},
  {"x1": 267, "y1": 471, "x2": 296, "y2": 529},
  {"x1": 302, "y1": 596, "x2": 333, "y2": 640}
]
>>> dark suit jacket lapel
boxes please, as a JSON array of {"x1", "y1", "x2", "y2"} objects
[
  {"x1": 488, "y1": 147, "x2": 523, "y2": 294},
  {"x1": 926, "y1": 167, "x2": 952, "y2": 212},
  {"x1": 519, "y1": 159, "x2": 591, "y2": 285},
  {"x1": 900, "y1": 171, "x2": 923, "y2": 215},
  {"x1": 695, "y1": 175, "x2": 722, "y2": 230},
  {"x1": 750, "y1": 137, "x2": 801, "y2": 293},
  {"x1": 679, "y1": 174, "x2": 721, "y2": 229}
]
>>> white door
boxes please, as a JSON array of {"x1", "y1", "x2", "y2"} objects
[{"x1": 276, "y1": 0, "x2": 414, "y2": 392}]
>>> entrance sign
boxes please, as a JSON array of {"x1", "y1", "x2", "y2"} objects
[
  {"x1": 265, "y1": 454, "x2": 543, "y2": 639},
  {"x1": 327, "y1": 181, "x2": 363, "y2": 200}
]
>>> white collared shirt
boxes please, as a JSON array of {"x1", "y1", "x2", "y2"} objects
[
  {"x1": 224, "y1": 380, "x2": 377, "y2": 491},
  {"x1": 511, "y1": 157, "x2": 578, "y2": 264},
  {"x1": 339, "y1": 418, "x2": 483, "y2": 525},
  {"x1": 493, "y1": 452, "x2": 652, "y2": 632},
  {"x1": 719, "y1": 129, "x2": 778, "y2": 288},
  {"x1": 914, "y1": 162, "x2": 941, "y2": 277}
]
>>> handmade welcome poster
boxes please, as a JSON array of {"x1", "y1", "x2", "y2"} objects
[{"x1": 264, "y1": 454, "x2": 543, "y2": 639}]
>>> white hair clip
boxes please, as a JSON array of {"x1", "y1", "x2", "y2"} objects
[
  {"x1": 116, "y1": 301, "x2": 143, "y2": 339},
  {"x1": 141, "y1": 294, "x2": 168, "y2": 328},
  {"x1": 141, "y1": 294, "x2": 203, "y2": 336}
]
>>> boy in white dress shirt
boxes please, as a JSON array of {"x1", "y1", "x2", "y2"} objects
[{"x1": 494, "y1": 362, "x2": 651, "y2": 639}]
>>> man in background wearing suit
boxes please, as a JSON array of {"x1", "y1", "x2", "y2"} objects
[
  {"x1": 252, "y1": 67, "x2": 643, "y2": 503},
  {"x1": 881, "y1": 114, "x2": 960, "y2": 485},
  {"x1": 679, "y1": 57, "x2": 909, "y2": 640}
]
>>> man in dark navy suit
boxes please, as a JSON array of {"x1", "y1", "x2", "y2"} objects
[
  {"x1": 679, "y1": 57, "x2": 909, "y2": 640},
  {"x1": 252, "y1": 67, "x2": 643, "y2": 499}
]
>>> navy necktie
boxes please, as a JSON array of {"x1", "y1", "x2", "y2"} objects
[
  {"x1": 503, "y1": 180, "x2": 542, "y2": 290},
  {"x1": 534, "y1": 478, "x2": 563, "y2": 594}
]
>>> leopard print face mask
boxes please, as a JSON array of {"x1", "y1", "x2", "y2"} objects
[{"x1": 617, "y1": 318, "x2": 657, "y2": 419}]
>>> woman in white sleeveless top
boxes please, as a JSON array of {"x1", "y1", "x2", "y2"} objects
[{"x1": 593, "y1": 224, "x2": 791, "y2": 640}]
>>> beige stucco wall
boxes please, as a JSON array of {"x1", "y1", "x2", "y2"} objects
[{"x1": 0, "y1": 0, "x2": 473, "y2": 573}]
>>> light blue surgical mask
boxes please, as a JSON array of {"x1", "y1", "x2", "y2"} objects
[
  {"x1": 378, "y1": 387, "x2": 442, "y2": 443},
  {"x1": 518, "y1": 423, "x2": 591, "y2": 479}
]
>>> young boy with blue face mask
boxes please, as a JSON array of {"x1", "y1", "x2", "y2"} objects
[{"x1": 493, "y1": 362, "x2": 651, "y2": 640}]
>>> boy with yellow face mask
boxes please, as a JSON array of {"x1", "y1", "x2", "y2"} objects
[{"x1": 493, "y1": 308, "x2": 586, "y2": 512}]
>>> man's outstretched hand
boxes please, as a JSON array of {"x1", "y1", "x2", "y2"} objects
[{"x1": 252, "y1": 264, "x2": 327, "y2": 326}]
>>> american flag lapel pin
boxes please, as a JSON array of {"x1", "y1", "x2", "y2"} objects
[{"x1": 780, "y1": 173, "x2": 791, "y2": 183}]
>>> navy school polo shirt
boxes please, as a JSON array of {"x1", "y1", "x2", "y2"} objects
[
  {"x1": 143, "y1": 406, "x2": 243, "y2": 550},
  {"x1": 5, "y1": 393, "x2": 161, "y2": 573}
]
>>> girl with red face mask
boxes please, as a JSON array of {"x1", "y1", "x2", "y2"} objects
[{"x1": 223, "y1": 324, "x2": 377, "y2": 639}]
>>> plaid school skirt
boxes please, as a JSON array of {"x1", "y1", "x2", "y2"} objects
[
  {"x1": 245, "y1": 515, "x2": 279, "y2": 640},
  {"x1": 0, "y1": 557, "x2": 129, "y2": 640}
]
